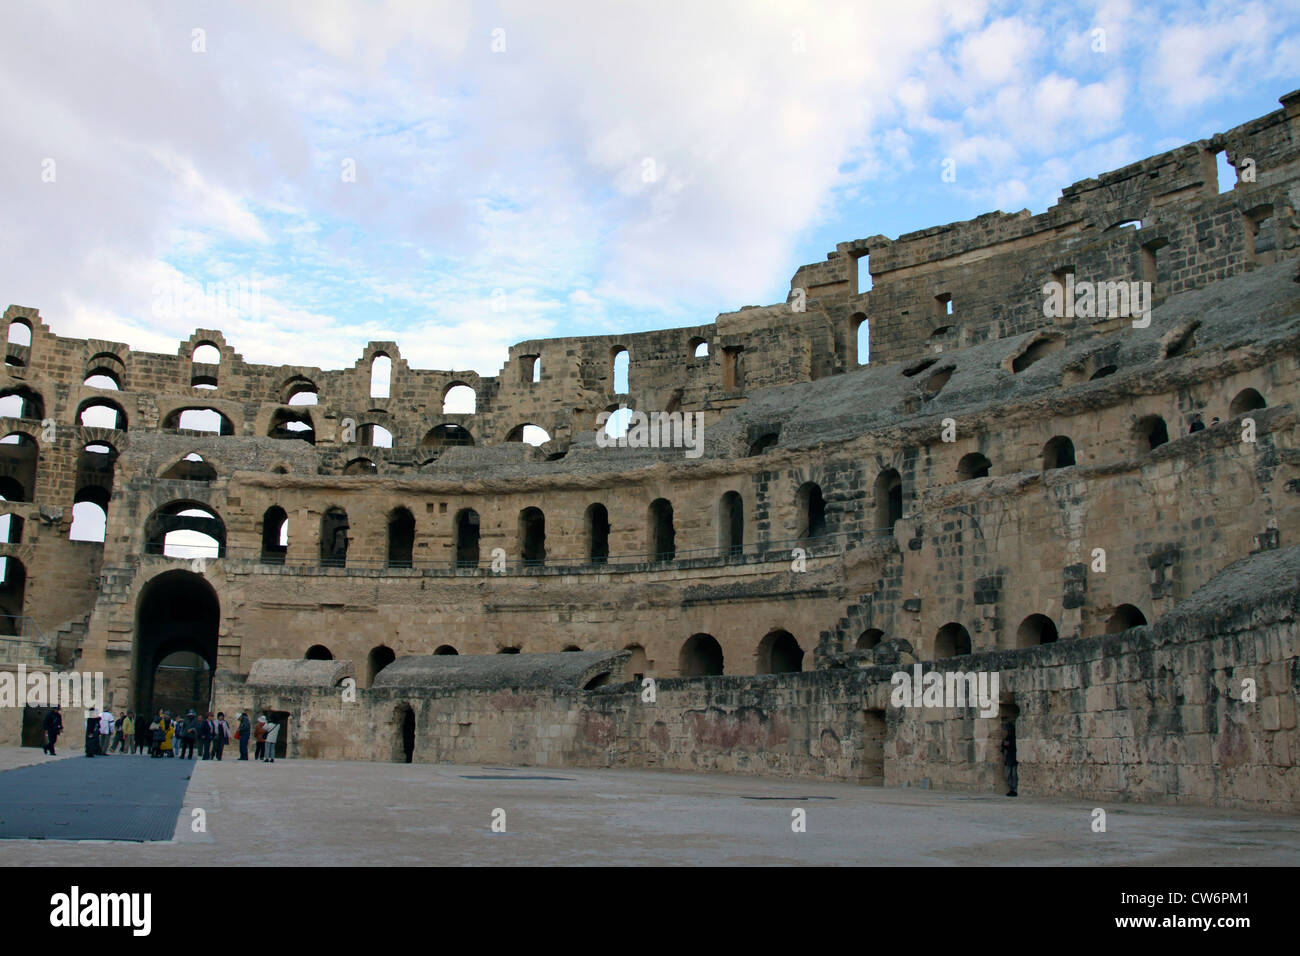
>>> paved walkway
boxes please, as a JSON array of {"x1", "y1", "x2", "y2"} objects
[{"x1": 0, "y1": 747, "x2": 1295, "y2": 865}]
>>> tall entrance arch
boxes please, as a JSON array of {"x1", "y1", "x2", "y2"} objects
[{"x1": 133, "y1": 570, "x2": 220, "y2": 717}]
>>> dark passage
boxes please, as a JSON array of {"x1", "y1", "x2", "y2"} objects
[{"x1": 0, "y1": 755, "x2": 193, "y2": 841}]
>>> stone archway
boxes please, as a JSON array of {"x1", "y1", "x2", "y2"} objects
[{"x1": 132, "y1": 570, "x2": 220, "y2": 717}]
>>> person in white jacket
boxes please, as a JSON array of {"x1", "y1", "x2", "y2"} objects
[{"x1": 263, "y1": 718, "x2": 280, "y2": 762}]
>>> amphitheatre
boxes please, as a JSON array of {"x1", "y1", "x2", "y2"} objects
[{"x1": 1, "y1": 88, "x2": 1298, "y2": 823}]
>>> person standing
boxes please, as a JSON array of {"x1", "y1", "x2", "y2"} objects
[
  {"x1": 212, "y1": 712, "x2": 230, "y2": 761},
  {"x1": 118, "y1": 711, "x2": 135, "y2": 753},
  {"x1": 237, "y1": 712, "x2": 251, "y2": 761},
  {"x1": 162, "y1": 714, "x2": 175, "y2": 757},
  {"x1": 1001, "y1": 721, "x2": 1019, "y2": 797},
  {"x1": 85, "y1": 713, "x2": 100, "y2": 757},
  {"x1": 42, "y1": 705, "x2": 62, "y2": 756},
  {"x1": 254, "y1": 716, "x2": 267, "y2": 761},
  {"x1": 263, "y1": 717, "x2": 280, "y2": 763},
  {"x1": 97, "y1": 708, "x2": 114, "y2": 755},
  {"x1": 110, "y1": 711, "x2": 127, "y2": 753},
  {"x1": 198, "y1": 712, "x2": 213, "y2": 759}
]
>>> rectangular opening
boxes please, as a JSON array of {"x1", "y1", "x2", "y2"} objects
[
  {"x1": 855, "y1": 251, "x2": 872, "y2": 294},
  {"x1": 721, "y1": 346, "x2": 744, "y2": 390},
  {"x1": 935, "y1": 292, "x2": 953, "y2": 320},
  {"x1": 1215, "y1": 149, "x2": 1236, "y2": 194},
  {"x1": 861, "y1": 708, "x2": 886, "y2": 785}
]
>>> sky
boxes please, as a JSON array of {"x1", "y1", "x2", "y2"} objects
[{"x1": 1, "y1": 0, "x2": 1297, "y2": 378}]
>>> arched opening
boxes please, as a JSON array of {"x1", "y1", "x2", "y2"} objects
[
  {"x1": 421, "y1": 424, "x2": 474, "y2": 449},
  {"x1": 648, "y1": 498, "x2": 675, "y2": 562},
  {"x1": 0, "y1": 557, "x2": 27, "y2": 633},
  {"x1": 1042, "y1": 436, "x2": 1076, "y2": 470},
  {"x1": 367, "y1": 645, "x2": 396, "y2": 687},
  {"x1": 442, "y1": 383, "x2": 476, "y2": 415},
  {"x1": 387, "y1": 507, "x2": 415, "y2": 568},
  {"x1": 370, "y1": 354, "x2": 392, "y2": 399},
  {"x1": 874, "y1": 469, "x2": 902, "y2": 532},
  {"x1": 934, "y1": 622, "x2": 972, "y2": 659},
  {"x1": 585, "y1": 503, "x2": 610, "y2": 565},
  {"x1": 74, "y1": 442, "x2": 116, "y2": 509},
  {"x1": 563, "y1": 644, "x2": 582, "y2": 652},
  {"x1": 68, "y1": 498, "x2": 107, "y2": 543},
  {"x1": 796, "y1": 482, "x2": 826, "y2": 541},
  {"x1": 281, "y1": 377, "x2": 319, "y2": 406},
  {"x1": 0, "y1": 513, "x2": 24, "y2": 546},
  {"x1": 1105, "y1": 604, "x2": 1147, "y2": 634},
  {"x1": 519, "y1": 507, "x2": 546, "y2": 567},
  {"x1": 393, "y1": 702, "x2": 415, "y2": 763},
  {"x1": 305, "y1": 644, "x2": 333, "y2": 661},
  {"x1": 689, "y1": 337, "x2": 709, "y2": 359},
  {"x1": 164, "y1": 407, "x2": 234, "y2": 436},
  {"x1": 1229, "y1": 388, "x2": 1266, "y2": 417},
  {"x1": 268, "y1": 408, "x2": 315, "y2": 444},
  {"x1": 361, "y1": 424, "x2": 394, "y2": 448},
  {"x1": 611, "y1": 347, "x2": 629, "y2": 394},
  {"x1": 519, "y1": 354, "x2": 541, "y2": 383},
  {"x1": 497, "y1": 646, "x2": 521, "y2": 654},
  {"x1": 718, "y1": 491, "x2": 744, "y2": 558},
  {"x1": 1135, "y1": 415, "x2": 1169, "y2": 452},
  {"x1": 433, "y1": 644, "x2": 458, "y2": 656},
  {"x1": 144, "y1": 501, "x2": 225, "y2": 558},
  {"x1": 320, "y1": 507, "x2": 349, "y2": 567},
  {"x1": 679, "y1": 633, "x2": 723, "y2": 677},
  {"x1": 83, "y1": 372, "x2": 120, "y2": 391},
  {"x1": 192, "y1": 343, "x2": 221, "y2": 365},
  {"x1": 261, "y1": 506, "x2": 288, "y2": 564},
  {"x1": 1015, "y1": 614, "x2": 1058, "y2": 648},
  {"x1": 853, "y1": 314, "x2": 869, "y2": 366},
  {"x1": 76, "y1": 398, "x2": 116, "y2": 429},
  {"x1": 6, "y1": 320, "x2": 32, "y2": 347},
  {"x1": 757, "y1": 629, "x2": 804, "y2": 674},
  {"x1": 957, "y1": 453, "x2": 990, "y2": 480},
  {"x1": 0, "y1": 433, "x2": 37, "y2": 503},
  {"x1": 160, "y1": 453, "x2": 217, "y2": 482},
  {"x1": 0, "y1": 387, "x2": 44, "y2": 421},
  {"x1": 1012, "y1": 335, "x2": 1064, "y2": 372},
  {"x1": 343, "y1": 458, "x2": 377, "y2": 475},
  {"x1": 1090, "y1": 364, "x2": 1117, "y2": 380},
  {"x1": 132, "y1": 570, "x2": 219, "y2": 718},
  {"x1": 454, "y1": 508, "x2": 480, "y2": 568},
  {"x1": 747, "y1": 432, "x2": 779, "y2": 456},
  {"x1": 857, "y1": 628, "x2": 884, "y2": 651},
  {"x1": 506, "y1": 424, "x2": 550, "y2": 446}
]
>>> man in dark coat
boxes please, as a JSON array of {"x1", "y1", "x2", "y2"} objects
[
  {"x1": 42, "y1": 705, "x2": 62, "y2": 755},
  {"x1": 180, "y1": 710, "x2": 198, "y2": 759},
  {"x1": 237, "y1": 712, "x2": 251, "y2": 760},
  {"x1": 84, "y1": 712, "x2": 100, "y2": 757},
  {"x1": 198, "y1": 712, "x2": 214, "y2": 759}
]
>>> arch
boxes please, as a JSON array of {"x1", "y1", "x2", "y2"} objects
[
  {"x1": 1042, "y1": 436, "x2": 1076, "y2": 470},
  {"x1": 192, "y1": 343, "x2": 221, "y2": 365},
  {"x1": 145, "y1": 501, "x2": 225, "y2": 558},
  {"x1": 585, "y1": 503, "x2": 610, "y2": 565},
  {"x1": 75, "y1": 442, "x2": 116, "y2": 507},
  {"x1": 689, "y1": 337, "x2": 709, "y2": 359},
  {"x1": 454, "y1": 508, "x2": 480, "y2": 568},
  {"x1": 305, "y1": 644, "x2": 333, "y2": 661},
  {"x1": 602, "y1": 405, "x2": 633, "y2": 439},
  {"x1": 163, "y1": 407, "x2": 234, "y2": 435},
  {"x1": 0, "y1": 512, "x2": 24, "y2": 545},
  {"x1": 320, "y1": 507, "x2": 349, "y2": 567},
  {"x1": 0, "y1": 432, "x2": 37, "y2": 503},
  {"x1": 1, "y1": 387, "x2": 44, "y2": 421},
  {"x1": 519, "y1": 506, "x2": 546, "y2": 567},
  {"x1": 934, "y1": 622, "x2": 972, "y2": 659},
  {"x1": 421, "y1": 424, "x2": 474, "y2": 448},
  {"x1": 1229, "y1": 388, "x2": 1266, "y2": 417},
  {"x1": 433, "y1": 644, "x2": 458, "y2": 656},
  {"x1": 68, "y1": 499, "x2": 107, "y2": 543},
  {"x1": 441, "y1": 383, "x2": 476, "y2": 415},
  {"x1": 1105, "y1": 604, "x2": 1147, "y2": 634},
  {"x1": 679, "y1": 633, "x2": 723, "y2": 677},
  {"x1": 498, "y1": 646, "x2": 521, "y2": 654},
  {"x1": 281, "y1": 376, "x2": 319, "y2": 406},
  {"x1": 874, "y1": 469, "x2": 902, "y2": 532},
  {"x1": 261, "y1": 506, "x2": 288, "y2": 564},
  {"x1": 343, "y1": 458, "x2": 377, "y2": 475},
  {"x1": 132, "y1": 570, "x2": 219, "y2": 717},
  {"x1": 1015, "y1": 614, "x2": 1059, "y2": 648},
  {"x1": 747, "y1": 431, "x2": 779, "y2": 456},
  {"x1": 853, "y1": 313, "x2": 869, "y2": 365},
  {"x1": 268, "y1": 407, "x2": 315, "y2": 443},
  {"x1": 957, "y1": 453, "x2": 990, "y2": 480},
  {"x1": 0, "y1": 556, "x2": 26, "y2": 632},
  {"x1": 1090, "y1": 364, "x2": 1117, "y2": 380},
  {"x1": 6, "y1": 319, "x2": 32, "y2": 348},
  {"x1": 367, "y1": 645, "x2": 396, "y2": 687},
  {"x1": 757, "y1": 629, "x2": 804, "y2": 674},
  {"x1": 370, "y1": 354, "x2": 392, "y2": 399},
  {"x1": 1012, "y1": 335, "x2": 1064, "y2": 372},
  {"x1": 393, "y1": 702, "x2": 415, "y2": 763},
  {"x1": 1135, "y1": 414, "x2": 1169, "y2": 452},
  {"x1": 718, "y1": 491, "x2": 744, "y2": 557},
  {"x1": 610, "y1": 346, "x2": 630, "y2": 395},
  {"x1": 388, "y1": 507, "x2": 415, "y2": 568},
  {"x1": 519, "y1": 354, "x2": 541, "y2": 383},
  {"x1": 506, "y1": 423, "x2": 550, "y2": 446},
  {"x1": 796, "y1": 482, "x2": 826, "y2": 540},
  {"x1": 83, "y1": 372, "x2": 120, "y2": 391},
  {"x1": 857, "y1": 628, "x2": 884, "y2": 651},
  {"x1": 160, "y1": 453, "x2": 217, "y2": 482},
  {"x1": 361, "y1": 423, "x2": 394, "y2": 448},
  {"x1": 648, "y1": 498, "x2": 675, "y2": 562}
]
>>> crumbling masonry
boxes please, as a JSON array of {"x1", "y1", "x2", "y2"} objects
[{"x1": 2, "y1": 91, "x2": 1299, "y2": 810}]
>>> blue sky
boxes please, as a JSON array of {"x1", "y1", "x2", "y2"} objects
[{"x1": 1, "y1": 0, "x2": 1297, "y2": 375}]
